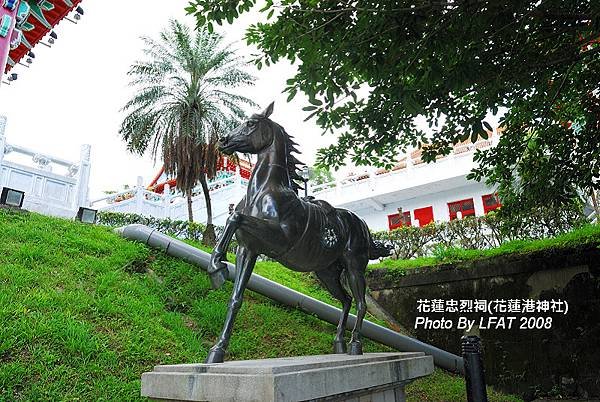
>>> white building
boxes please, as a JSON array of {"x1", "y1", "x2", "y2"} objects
[
  {"x1": 0, "y1": 116, "x2": 91, "y2": 218},
  {"x1": 94, "y1": 132, "x2": 500, "y2": 231},
  {"x1": 91, "y1": 169, "x2": 247, "y2": 226},
  {"x1": 310, "y1": 134, "x2": 501, "y2": 231}
]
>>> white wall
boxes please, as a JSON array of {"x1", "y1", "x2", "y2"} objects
[
  {"x1": 0, "y1": 116, "x2": 91, "y2": 218},
  {"x1": 352, "y1": 182, "x2": 495, "y2": 231},
  {"x1": 309, "y1": 136, "x2": 500, "y2": 232}
]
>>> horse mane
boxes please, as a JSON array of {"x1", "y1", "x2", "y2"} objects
[{"x1": 271, "y1": 121, "x2": 305, "y2": 192}]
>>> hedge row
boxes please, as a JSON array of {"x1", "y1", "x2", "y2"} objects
[
  {"x1": 97, "y1": 211, "x2": 207, "y2": 241},
  {"x1": 371, "y1": 208, "x2": 587, "y2": 260},
  {"x1": 97, "y1": 211, "x2": 242, "y2": 253},
  {"x1": 99, "y1": 206, "x2": 586, "y2": 261}
]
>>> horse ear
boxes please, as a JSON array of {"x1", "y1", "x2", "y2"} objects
[{"x1": 261, "y1": 101, "x2": 274, "y2": 118}]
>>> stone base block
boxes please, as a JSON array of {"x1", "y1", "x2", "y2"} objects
[{"x1": 141, "y1": 352, "x2": 434, "y2": 402}]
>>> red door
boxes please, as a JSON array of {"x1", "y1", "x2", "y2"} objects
[{"x1": 413, "y1": 206, "x2": 434, "y2": 226}]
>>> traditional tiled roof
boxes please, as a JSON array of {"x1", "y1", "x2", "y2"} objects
[{"x1": 5, "y1": 0, "x2": 82, "y2": 73}]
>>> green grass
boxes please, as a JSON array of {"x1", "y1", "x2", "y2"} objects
[
  {"x1": 406, "y1": 369, "x2": 523, "y2": 402},
  {"x1": 0, "y1": 208, "x2": 521, "y2": 401},
  {"x1": 370, "y1": 223, "x2": 600, "y2": 274}
]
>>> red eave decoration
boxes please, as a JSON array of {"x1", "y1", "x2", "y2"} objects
[
  {"x1": 6, "y1": 0, "x2": 82, "y2": 73},
  {"x1": 147, "y1": 166, "x2": 166, "y2": 189},
  {"x1": 153, "y1": 179, "x2": 177, "y2": 194},
  {"x1": 148, "y1": 156, "x2": 255, "y2": 194}
]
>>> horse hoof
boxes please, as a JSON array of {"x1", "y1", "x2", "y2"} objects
[
  {"x1": 209, "y1": 269, "x2": 227, "y2": 290},
  {"x1": 333, "y1": 341, "x2": 347, "y2": 354},
  {"x1": 205, "y1": 346, "x2": 225, "y2": 363},
  {"x1": 348, "y1": 341, "x2": 363, "y2": 355},
  {"x1": 209, "y1": 257, "x2": 226, "y2": 273}
]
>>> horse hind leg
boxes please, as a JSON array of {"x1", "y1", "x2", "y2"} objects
[
  {"x1": 343, "y1": 254, "x2": 369, "y2": 355},
  {"x1": 315, "y1": 265, "x2": 351, "y2": 354}
]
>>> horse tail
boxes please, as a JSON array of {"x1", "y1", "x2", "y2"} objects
[
  {"x1": 342, "y1": 210, "x2": 392, "y2": 260},
  {"x1": 368, "y1": 233, "x2": 392, "y2": 260}
]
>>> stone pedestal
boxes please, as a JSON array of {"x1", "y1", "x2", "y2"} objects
[{"x1": 141, "y1": 352, "x2": 434, "y2": 402}]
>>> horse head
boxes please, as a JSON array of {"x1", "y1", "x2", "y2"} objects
[{"x1": 218, "y1": 102, "x2": 276, "y2": 155}]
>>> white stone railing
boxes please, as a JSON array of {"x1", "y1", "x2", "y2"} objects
[
  {"x1": 0, "y1": 116, "x2": 91, "y2": 218},
  {"x1": 91, "y1": 172, "x2": 247, "y2": 225},
  {"x1": 310, "y1": 136, "x2": 498, "y2": 201}
]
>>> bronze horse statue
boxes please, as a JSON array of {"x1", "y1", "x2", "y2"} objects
[{"x1": 206, "y1": 102, "x2": 391, "y2": 363}]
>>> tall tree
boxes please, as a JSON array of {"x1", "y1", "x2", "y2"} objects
[
  {"x1": 120, "y1": 19, "x2": 256, "y2": 245},
  {"x1": 186, "y1": 1, "x2": 600, "y2": 213}
]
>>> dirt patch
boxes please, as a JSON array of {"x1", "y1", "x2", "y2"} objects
[{"x1": 122, "y1": 255, "x2": 156, "y2": 274}]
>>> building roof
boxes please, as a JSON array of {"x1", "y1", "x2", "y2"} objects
[{"x1": 5, "y1": 0, "x2": 82, "y2": 73}]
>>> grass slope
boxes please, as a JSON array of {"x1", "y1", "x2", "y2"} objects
[{"x1": 0, "y1": 208, "x2": 520, "y2": 401}]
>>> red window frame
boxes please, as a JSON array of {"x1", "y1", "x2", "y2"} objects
[
  {"x1": 388, "y1": 211, "x2": 411, "y2": 230},
  {"x1": 482, "y1": 193, "x2": 502, "y2": 214},
  {"x1": 413, "y1": 206, "x2": 434, "y2": 227},
  {"x1": 448, "y1": 198, "x2": 476, "y2": 220}
]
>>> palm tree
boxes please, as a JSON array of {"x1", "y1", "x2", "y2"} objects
[{"x1": 119, "y1": 20, "x2": 256, "y2": 246}]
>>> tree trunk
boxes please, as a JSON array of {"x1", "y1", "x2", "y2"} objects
[
  {"x1": 187, "y1": 193, "x2": 194, "y2": 222},
  {"x1": 200, "y1": 173, "x2": 217, "y2": 247},
  {"x1": 591, "y1": 189, "x2": 600, "y2": 222}
]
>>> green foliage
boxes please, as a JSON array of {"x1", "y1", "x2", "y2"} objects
[
  {"x1": 0, "y1": 208, "x2": 382, "y2": 400},
  {"x1": 371, "y1": 208, "x2": 587, "y2": 260},
  {"x1": 406, "y1": 368, "x2": 523, "y2": 402},
  {"x1": 371, "y1": 223, "x2": 600, "y2": 272},
  {"x1": 373, "y1": 224, "x2": 439, "y2": 260},
  {"x1": 97, "y1": 211, "x2": 239, "y2": 255},
  {"x1": 308, "y1": 165, "x2": 334, "y2": 185},
  {"x1": 98, "y1": 211, "x2": 206, "y2": 241},
  {"x1": 255, "y1": 261, "x2": 338, "y2": 306},
  {"x1": 120, "y1": 19, "x2": 256, "y2": 161},
  {"x1": 186, "y1": 0, "x2": 600, "y2": 214}
]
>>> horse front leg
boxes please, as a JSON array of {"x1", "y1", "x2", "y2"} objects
[
  {"x1": 209, "y1": 212, "x2": 242, "y2": 289},
  {"x1": 206, "y1": 246, "x2": 257, "y2": 363},
  {"x1": 218, "y1": 211, "x2": 289, "y2": 256}
]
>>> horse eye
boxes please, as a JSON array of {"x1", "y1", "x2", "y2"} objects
[{"x1": 247, "y1": 121, "x2": 256, "y2": 128}]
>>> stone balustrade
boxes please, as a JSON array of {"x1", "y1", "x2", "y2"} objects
[
  {"x1": 91, "y1": 172, "x2": 247, "y2": 225},
  {"x1": 310, "y1": 136, "x2": 498, "y2": 198},
  {"x1": 0, "y1": 115, "x2": 91, "y2": 218}
]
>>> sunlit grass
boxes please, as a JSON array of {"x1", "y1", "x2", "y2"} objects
[{"x1": 0, "y1": 208, "x2": 522, "y2": 401}]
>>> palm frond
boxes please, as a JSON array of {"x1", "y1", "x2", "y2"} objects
[{"x1": 119, "y1": 19, "x2": 257, "y2": 198}]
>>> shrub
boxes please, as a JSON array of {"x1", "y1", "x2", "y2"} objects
[{"x1": 98, "y1": 212, "x2": 206, "y2": 240}]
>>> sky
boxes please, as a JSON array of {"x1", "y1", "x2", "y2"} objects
[
  {"x1": 0, "y1": 1, "x2": 503, "y2": 201},
  {"x1": 0, "y1": 0, "x2": 333, "y2": 199}
]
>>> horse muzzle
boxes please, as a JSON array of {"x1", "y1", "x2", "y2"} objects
[{"x1": 217, "y1": 139, "x2": 236, "y2": 155}]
